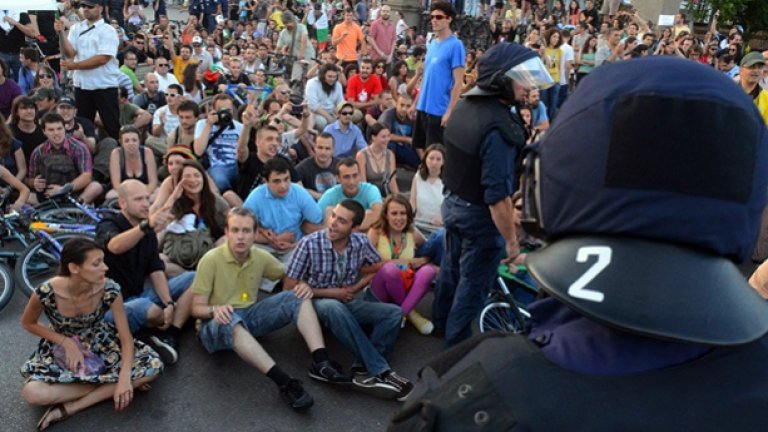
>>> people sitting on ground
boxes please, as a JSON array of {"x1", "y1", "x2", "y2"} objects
[
  {"x1": 118, "y1": 87, "x2": 153, "y2": 131},
  {"x1": 190, "y1": 207, "x2": 351, "y2": 411},
  {"x1": 152, "y1": 56, "x2": 180, "y2": 93},
  {"x1": 193, "y1": 94, "x2": 244, "y2": 193},
  {"x1": 27, "y1": 113, "x2": 103, "y2": 205},
  {"x1": 346, "y1": 58, "x2": 382, "y2": 122},
  {"x1": 378, "y1": 93, "x2": 419, "y2": 169},
  {"x1": 20, "y1": 237, "x2": 163, "y2": 431},
  {"x1": 296, "y1": 132, "x2": 339, "y2": 200},
  {"x1": 0, "y1": 116, "x2": 27, "y2": 182},
  {"x1": 356, "y1": 123, "x2": 398, "y2": 197},
  {"x1": 409, "y1": 143, "x2": 445, "y2": 235},
  {"x1": 0, "y1": 59, "x2": 23, "y2": 118},
  {"x1": 317, "y1": 158, "x2": 383, "y2": 232},
  {"x1": 0, "y1": 164, "x2": 30, "y2": 211},
  {"x1": 284, "y1": 199, "x2": 414, "y2": 401},
  {"x1": 364, "y1": 89, "x2": 395, "y2": 131},
  {"x1": 105, "y1": 126, "x2": 158, "y2": 201},
  {"x1": 30, "y1": 64, "x2": 61, "y2": 98},
  {"x1": 132, "y1": 73, "x2": 168, "y2": 117},
  {"x1": 323, "y1": 101, "x2": 367, "y2": 158},
  {"x1": 10, "y1": 96, "x2": 47, "y2": 163},
  {"x1": 33, "y1": 87, "x2": 59, "y2": 119},
  {"x1": 96, "y1": 180, "x2": 195, "y2": 365},
  {"x1": 367, "y1": 195, "x2": 437, "y2": 335},
  {"x1": 149, "y1": 84, "x2": 185, "y2": 156},
  {"x1": 306, "y1": 63, "x2": 344, "y2": 130}
]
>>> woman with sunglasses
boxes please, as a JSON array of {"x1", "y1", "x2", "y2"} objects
[{"x1": 372, "y1": 59, "x2": 390, "y2": 91}]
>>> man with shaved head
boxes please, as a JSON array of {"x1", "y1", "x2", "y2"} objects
[
  {"x1": 132, "y1": 72, "x2": 168, "y2": 116},
  {"x1": 95, "y1": 179, "x2": 194, "y2": 365}
]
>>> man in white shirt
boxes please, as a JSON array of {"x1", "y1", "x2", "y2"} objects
[
  {"x1": 305, "y1": 63, "x2": 344, "y2": 130},
  {"x1": 56, "y1": 0, "x2": 122, "y2": 139},
  {"x1": 152, "y1": 56, "x2": 180, "y2": 93},
  {"x1": 558, "y1": 29, "x2": 575, "y2": 110}
]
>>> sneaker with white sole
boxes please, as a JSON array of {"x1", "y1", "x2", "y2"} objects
[
  {"x1": 353, "y1": 370, "x2": 413, "y2": 401},
  {"x1": 148, "y1": 332, "x2": 179, "y2": 365},
  {"x1": 308, "y1": 360, "x2": 352, "y2": 384}
]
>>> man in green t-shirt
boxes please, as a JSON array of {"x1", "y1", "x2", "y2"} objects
[{"x1": 189, "y1": 207, "x2": 351, "y2": 411}]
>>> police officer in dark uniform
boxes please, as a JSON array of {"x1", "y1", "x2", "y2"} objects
[
  {"x1": 433, "y1": 43, "x2": 554, "y2": 348},
  {"x1": 392, "y1": 56, "x2": 768, "y2": 430}
]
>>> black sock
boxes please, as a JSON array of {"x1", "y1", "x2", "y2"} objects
[
  {"x1": 166, "y1": 325, "x2": 182, "y2": 337},
  {"x1": 311, "y1": 348, "x2": 329, "y2": 364},
  {"x1": 267, "y1": 365, "x2": 291, "y2": 387}
]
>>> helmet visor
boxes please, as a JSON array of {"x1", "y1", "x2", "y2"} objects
[{"x1": 505, "y1": 57, "x2": 555, "y2": 90}]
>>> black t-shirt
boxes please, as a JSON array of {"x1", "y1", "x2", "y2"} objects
[
  {"x1": 236, "y1": 152, "x2": 298, "y2": 200},
  {"x1": 31, "y1": 11, "x2": 59, "y2": 56},
  {"x1": 296, "y1": 156, "x2": 338, "y2": 194},
  {"x1": 132, "y1": 91, "x2": 167, "y2": 115},
  {"x1": 66, "y1": 117, "x2": 98, "y2": 141},
  {"x1": 493, "y1": 28, "x2": 516, "y2": 44},
  {"x1": 96, "y1": 213, "x2": 165, "y2": 299},
  {"x1": 11, "y1": 124, "x2": 46, "y2": 162},
  {"x1": 118, "y1": 46, "x2": 150, "y2": 65},
  {"x1": 0, "y1": 12, "x2": 30, "y2": 54}
]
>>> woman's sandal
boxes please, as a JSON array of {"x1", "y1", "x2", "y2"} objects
[{"x1": 36, "y1": 403, "x2": 69, "y2": 431}]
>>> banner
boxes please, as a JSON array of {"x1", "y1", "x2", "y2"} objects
[{"x1": 0, "y1": 0, "x2": 59, "y2": 11}]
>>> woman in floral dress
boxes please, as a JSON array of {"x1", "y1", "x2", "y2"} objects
[{"x1": 20, "y1": 238, "x2": 163, "y2": 431}]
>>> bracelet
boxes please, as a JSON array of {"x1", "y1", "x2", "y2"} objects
[{"x1": 209, "y1": 305, "x2": 215, "y2": 318}]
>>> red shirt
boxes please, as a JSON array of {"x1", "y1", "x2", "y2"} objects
[{"x1": 346, "y1": 74, "x2": 383, "y2": 103}]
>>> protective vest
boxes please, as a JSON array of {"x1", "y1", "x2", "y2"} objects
[
  {"x1": 443, "y1": 97, "x2": 525, "y2": 205},
  {"x1": 390, "y1": 332, "x2": 768, "y2": 431}
]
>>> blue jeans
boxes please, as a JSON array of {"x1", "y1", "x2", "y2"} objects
[
  {"x1": 433, "y1": 194, "x2": 504, "y2": 347},
  {"x1": 388, "y1": 142, "x2": 421, "y2": 169},
  {"x1": 416, "y1": 228, "x2": 445, "y2": 266},
  {"x1": 557, "y1": 83, "x2": 570, "y2": 109},
  {"x1": 198, "y1": 291, "x2": 302, "y2": 353},
  {"x1": 313, "y1": 298, "x2": 401, "y2": 376},
  {"x1": 540, "y1": 83, "x2": 560, "y2": 122},
  {"x1": 0, "y1": 51, "x2": 21, "y2": 83},
  {"x1": 106, "y1": 271, "x2": 195, "y2": 333},
  {"x1": 207, "y1": 163, "x2": 238, "y2": 192}
]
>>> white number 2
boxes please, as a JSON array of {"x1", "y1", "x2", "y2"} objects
[{"x1": 567, "y1": 246, "x2": 612, "y2": 303}]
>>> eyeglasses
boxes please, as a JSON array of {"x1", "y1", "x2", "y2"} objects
[
  {"x1": 167, "y1": 93, "x2": 180, "y2": 98},
  {"x1": 157, "y1": 63, "x2": 169, "y2": 67},
  {"x1": 38, "y1": 74, "x2": 53, "y2": 79},
  {"x1": 430, "y1": 14, "x2": 447, "y2": 20},
  {"x1": 280, "y1": 90, "x2": 291, "y2": 94},
  {"x1": 340, "y1": 111, "x2": 353, "y2": 116}
]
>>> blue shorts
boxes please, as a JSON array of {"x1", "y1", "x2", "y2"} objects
[
  {"x1": 106, "y1": 271, "x2": 195, "y2": 333},
  {"x1": 198, "y1": 291, "x2": 303, "y2": 353}
]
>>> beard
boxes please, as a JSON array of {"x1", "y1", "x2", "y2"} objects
[{"x1": 321, "y1": 79, "x2": 336, "y2": 95}]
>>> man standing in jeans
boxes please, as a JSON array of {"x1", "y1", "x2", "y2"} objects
[
  {"x1": 0, "y1": 9, "x2": 35, "y2": 83},
  {"x1": 56, "y1": 0, "x2": 122, "y2": 140}
]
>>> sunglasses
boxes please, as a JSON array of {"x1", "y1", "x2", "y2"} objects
[
  {"x1": 340, "y1": 111, "x2": 354, "y2": 116},
  {"x1": 157, "y1": 63, "x2": 169, "y2": 67},
  {"x1": 167, "y1": 93, "x2": 181, "y2": 98},
  {"x1": 280, "y1": 90, "x2": 291, "y2": 94},
  {"x1": 79, "y1": 3, "x2": 98, "y2": 9},
  {"x1": 38, "y1": 74, "x2": 53, "y2": 79},
  {"x1": 431, "y1": 14, "x2": 447, "y2": 20}
]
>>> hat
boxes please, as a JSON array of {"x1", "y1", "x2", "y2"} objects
[
  {"x1": 525, "y1": 56, "x2": 768, "y2": 345},
  {"x1": 336, "y1": 101, "x2": 353, "y2": 113},
  {"x1": 192, "y1": 36, "x2": 203, "y2": 44},
  {"x1": 741, "y1": 51, "x2": 766, "y2": 68},
  {"x1": 397, "y1": 44, "x2": 407, "y2": 53},
  {"x1": 33, "y1": 87, "x2": 58, "y2": 101},
  {"x1": 281, "y1": 11, "x2": 296, "y2": 23},
  {"x1": 165, "y1": 145, "x2": 197, "y2": 163},
  {"x1": 78, "y1": 0, "x2": 100, "y2": 6},
  {"x1": 58, "y1": 95, "x2": 76, "y2": 107}
]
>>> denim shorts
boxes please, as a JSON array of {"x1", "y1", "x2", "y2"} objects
[
  {"x1": 106, "y1": 271, "x2": 195, "y2": 333},
  {"x1": 198, "y1": 291, "x2": 303, "y2": 353}
]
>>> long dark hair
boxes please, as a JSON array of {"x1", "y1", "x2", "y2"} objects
[
  {"x1": 0, "y1": 113, "x2": 13, "y2": 158},
  {"x1": 182, "y1": 63, "x2": 200, "y2": 94},
  {"x1": 418, "y1": 143, "x2": 445, "y2": 181},
  {"x1": 582, "y1": 35, "x2": 597, "y2": 54},
  {"x1": 172, "y1": 160, "x2": 224, "y2": 238},
  {"x1": 59, "y1": 238, "x2": 102, "y2": 276}
]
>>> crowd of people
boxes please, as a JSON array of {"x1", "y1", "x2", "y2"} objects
[{"x1": 4, "y1": 0, "x2": 768, "y2": 429}]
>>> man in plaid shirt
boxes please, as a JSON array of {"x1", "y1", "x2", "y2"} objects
[{"x1": 285, "y1": 199, "x2": 414, "y2": 401}]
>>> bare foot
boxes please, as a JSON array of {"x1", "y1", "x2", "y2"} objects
[{"x1": 136, "y1": 383, "x2": 152, "y2": 392}]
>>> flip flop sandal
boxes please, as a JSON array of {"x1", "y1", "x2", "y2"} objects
[{"x1": 37, "y1": 403, "x2": 69, "y2": 431}]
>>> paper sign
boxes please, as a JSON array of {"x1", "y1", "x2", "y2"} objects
[
  {"x1": 0, "y1": 1, "x2": 58, "y2": 10},
  {"x1": 658, "y1": 15, "x2": 675, "y2": 26}
]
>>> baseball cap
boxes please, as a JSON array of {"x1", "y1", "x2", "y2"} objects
[
  {"x1": 33, "y1": 87, "x2": 58, "y2": 101},
  {"x1": 58, "y1": 95, "x2": 76, "y2": 107},
  {"x1": 336, "y1": 101, "x2": 353, "y2": 113},
  {"x1": 525, "y1": 56, "x2": 768, "y2": 346},
  {"x1": 192, "y1": 36, "x2": 203, "y2": 44},
  {"x1": 740, "y1": 51, "x2": 766, "y2": 68},
  {"x1": 78, "y1": 0, "x2": 100, "y2": 6}
]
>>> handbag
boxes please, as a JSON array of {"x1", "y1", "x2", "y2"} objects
[
  {"x1": 162, "y1": 227, "x2": 214, "y2": 269},
  {"x1": 52, "y1": 336, "x2": 105, "y2": 377}
]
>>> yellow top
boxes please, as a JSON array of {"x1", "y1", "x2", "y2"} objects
[
  {"x1": 755, "y1": 89, "x2": 768, "y2": 125},
  {"x1": 191, "y1": 243, "x2": 284, "y2": 309},
  {"x1": 544, "y1": 47, "x2": 561, "y2": 79},
  {"x1": 376, "y1": 231, "x2": 415, "y2": 260}
]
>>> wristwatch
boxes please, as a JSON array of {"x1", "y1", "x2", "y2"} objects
[
  {"x1": 139, "y1": 219, "x2": 152, "y2": 233},
  {"x1": 163, "y1": 301, "x2": 177, "y2": 309}
]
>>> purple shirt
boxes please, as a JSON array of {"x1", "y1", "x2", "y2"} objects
[{"x1": 0, "y1": 78, "x2": 22, "y2": 118}]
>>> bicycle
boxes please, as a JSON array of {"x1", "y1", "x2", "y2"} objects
[
  {"x1": 476, "y1": 264, "x2": 539, "y2": 334},
  {"x1": 33, "y1": 183, "x2": 119, "y2": 225}
]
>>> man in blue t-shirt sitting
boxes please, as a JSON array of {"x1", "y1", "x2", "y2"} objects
[{"x1": 317, "y1": 158, "x2": 382, "y2": 232}]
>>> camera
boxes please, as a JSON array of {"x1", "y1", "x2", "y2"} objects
[
  {"x1": 216, "y1": 108, "x2": 233, "y2": 127},
  {"x1": 289, "y1": 92, "x2": 304, "y2": 117}
]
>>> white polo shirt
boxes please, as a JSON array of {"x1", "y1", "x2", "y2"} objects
[{"x1": 68, "y1": 19, "x2": 121, "y2": 90}]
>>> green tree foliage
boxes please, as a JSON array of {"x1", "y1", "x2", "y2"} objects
[{"x1": 685, "y1": 0, "x2": 768, "y2": 32}]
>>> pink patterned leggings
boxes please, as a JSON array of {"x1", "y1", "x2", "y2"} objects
[{"x1": 370, "y1": 261, "x2": 437, "y2": 315}]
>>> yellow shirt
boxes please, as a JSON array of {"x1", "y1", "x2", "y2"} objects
[
  {"x1": 172, "y1": 56, "x2": 197, "y2": 83},
  {"x1": 756, "y1": 89, "x2": 768, "y2": 125},
  {"x1": 191, "y1": 243, "x2": 285, "y2": 309},
  {"x1": 375, "y1": 231, "x2": 415, "y2": 260},
  {"x1": 270, "y1": 10, "x2": 284, "y2": 30}
]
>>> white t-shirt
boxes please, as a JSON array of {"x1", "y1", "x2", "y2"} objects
[
  {"x1": 68, "y1": 19, "x2": 121, "y2": 90},
  {"x1": 152, "y1": 105, "x2": 180, "y2": 136},
  {"x1": 194, "y1": 119, "x2": 244, "y2": 167},
  {"x1": 153, "y1": 72, "x2": 180, "y2": 93},
  {"x1": 559, "y1": 43, "x2": 575, "y2": 85}
]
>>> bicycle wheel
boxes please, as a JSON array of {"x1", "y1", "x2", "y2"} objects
[
  {"x1": 37, "y1": 206, "x2": 115, "y2": 225},
  {"x1": 14, "y1": 233, "x2": 92, "y2": 297},
  {"x1": 0, "y1": 261, "x2": 14, "y2": 312},
  {"x1": 478, "y1": 300, "x2": 528, "y2": 334}
]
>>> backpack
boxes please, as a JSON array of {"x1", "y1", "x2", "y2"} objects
[{"x1": 38, "y1": 151, "x2": 78, "y2": 187}]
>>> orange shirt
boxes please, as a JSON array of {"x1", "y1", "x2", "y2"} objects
[{"x1": 333, "y1": 21, "x2": 364, "y2": 62}]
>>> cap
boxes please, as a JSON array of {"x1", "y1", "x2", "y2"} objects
[
  {"x1": 741, "y1": 51, "x2": 766, "y2": 68},
  {"x1": 525, "y1": 56, "x2": 768, "y2": 345},
  {"x1": 33, "y1": 87, "x2": 58, "y2": 101},
  {"x1": 192, "y1": 36, "x2": 203, "y2": 44},
  {"x1": 281, "y1": 11, "x2": 296, "y2": 23},
  {"x1": 165, "y1": 145, "x2": 196, "y2": 163},
  {"x1": 58, "y1": 95, "x2": 76, "y2": 107},
  {"x1": 336, "y1": 101, "x2": 353, "y2": 112},
  {"x1": 78, "y1": 0, "x2": 100, "y2": 6}
]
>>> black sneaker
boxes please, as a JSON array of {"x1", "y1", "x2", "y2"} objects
[
  {"x1": 383, "y1": 370, "x2": 415, "y2": 402},
  {"x1": 279, "y1": 379, "x2": 314, "y2": 410},
  {"x1": 148, "y1": 332, "x2": 179, "y2": 366},
  {"x1": 308, "y1": 360, "x2": 352, "y2": 384},
  {"x1": 352, "y1": 373, "x2": 400, "y2": 399},
  {"x1": 350, "y1": 365, "x2": 368, "y2": 377}
]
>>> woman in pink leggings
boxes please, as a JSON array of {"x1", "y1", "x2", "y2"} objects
[{"x1": 367, "y1": 195, "x2": 438, "y2": 335}]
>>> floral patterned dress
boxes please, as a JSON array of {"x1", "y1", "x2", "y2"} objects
[{"x1": 20, "y1": 279, "x2": 163, "y2": 384}]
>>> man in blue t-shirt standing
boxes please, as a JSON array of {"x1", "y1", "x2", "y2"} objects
[{"x1": 409, "y1": 2, "x2": 465, "y2": 158}]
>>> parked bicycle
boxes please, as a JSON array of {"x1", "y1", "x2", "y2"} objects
[{"x1": 476, "y1": 265, "x2": 539, "y2": 335}]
